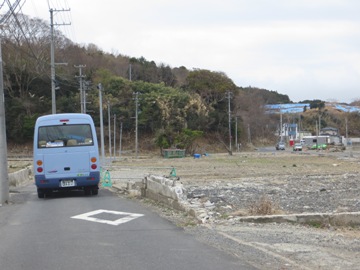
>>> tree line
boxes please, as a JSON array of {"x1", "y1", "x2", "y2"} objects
[{"x1": 3, "y1": 14, "x2": 358, "y2": 153}]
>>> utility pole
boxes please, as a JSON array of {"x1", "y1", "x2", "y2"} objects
[
  {"x1": 98, "y1": 83, "x2": 105, "y2": 165},
  {"x1": 119, "y1": 121, "x2": 123, "y2": 158},
  {"x1": 113, "y1": 114, "x2": 116, "y2": 161},
  {"x1": 248, "y1": 124, "x2": 252, "y2": 144},
  {"x1": 226, "y1": 91, "x2": 233, "y2": 154},
  {"x1": 50, "y1": 9, "x2": 55, "y2": 114},
  {"x1": 133, "y1": 92, "x2": 139, "y2": 158},
  {"x1": 0, "y1": 40, "x2": 9, "y2": 205},
  {"x1": 107, "y1": 101, "x2": 112, "y2": 160},
  {"x1": 75, "y1": 65, "x2": 86, "y2": 113},
  {"x1": 129, "y1": 64, "x2": 132, "y2": 81},
  {"x1": 83, "y1": 81, "x2": 91, "y2": 113},
  {"x1": 0, "y1": 1, "x2": 26, "y2": 205},
  {"x1": 235, "y1": 117, "x2": 238, "y2": 152},
  {"x1": 50, "y1": 8, "x2": 70, "y2": 114},
  {"x1": 345, "y1": 116, "x2": 348, "y2": 144}
]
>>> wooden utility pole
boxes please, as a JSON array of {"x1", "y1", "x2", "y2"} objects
[{"x1": 50, "y1": 8, "x2": 70, "y2": 114}]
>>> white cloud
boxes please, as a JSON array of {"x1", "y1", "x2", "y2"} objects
[{"x1": 19, "y1": 0, "x2": 360, "y2": 103}]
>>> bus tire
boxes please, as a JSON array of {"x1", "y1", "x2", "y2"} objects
[
  {"x1": 92, "y1": 188, "x2": 98, "y2": 196},
  {"x1": 37, "y1": 189, "x2": 45, "y2": 199},
  {"x1": 84, "y1": 188, "x2": 91, "y2": 196}
]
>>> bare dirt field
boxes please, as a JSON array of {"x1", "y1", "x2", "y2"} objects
[
  {"x1": 111, "y1": 149, "x2": 360, "y2": 215},
  {"x1": 108, "y1": 148, "x2": 360, "y2": 269}
]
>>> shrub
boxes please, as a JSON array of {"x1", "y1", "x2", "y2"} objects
[{"x1": 248, "y1": 195, "x2": 279, "y2": 215}]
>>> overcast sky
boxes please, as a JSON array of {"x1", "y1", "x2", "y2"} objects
[{"x1": 19, "y1": 0, "x2": 360, "y2": 103}]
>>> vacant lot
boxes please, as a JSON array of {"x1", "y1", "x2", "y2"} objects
[
  {"x1": 111, "y1": 149, "x2": 360, "y2": 215},
  {"x1": 110, "y1": 149, "x2": 360, "y2": 269}
]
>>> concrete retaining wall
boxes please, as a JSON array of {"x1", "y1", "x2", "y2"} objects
[
  {"x1": 141, "y1": 175, "x2": 187, "y2": 211},
  {"x1": 9, "y1": 167, "x2": 32, "y2": 187}
]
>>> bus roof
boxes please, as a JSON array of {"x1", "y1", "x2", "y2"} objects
[{"x1": 36, "y1": 113, "x2": 94, "y2": 125}]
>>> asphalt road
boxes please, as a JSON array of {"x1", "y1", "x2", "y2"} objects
[{"x1": 0, "y1": 184, "x2": 255, "y2": 270}]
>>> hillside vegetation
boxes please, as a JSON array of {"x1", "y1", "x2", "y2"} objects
[{"x1": 2, "y1": 14, "x2": 360, "y2": 154}]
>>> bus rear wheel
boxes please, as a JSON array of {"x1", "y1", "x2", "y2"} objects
[
  {"x1": 84, "y1": 186, "x2": 98, "y2": 196},
  {"x1": 84, "y1": 188, "x2": 91, "y2": 196},
  {"x1": 37, "y1": 189, "x2": 45, "y2": 198}
]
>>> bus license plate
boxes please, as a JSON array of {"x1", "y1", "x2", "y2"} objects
[{"x1": 60, "y1": 180, "x2": 76, "y2": 187}]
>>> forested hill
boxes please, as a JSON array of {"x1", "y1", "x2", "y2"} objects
[{"x1": 2, "y1": 14, "x2": 335, "y2": 152}]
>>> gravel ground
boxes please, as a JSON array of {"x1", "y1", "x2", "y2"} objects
[{"x1": 108, "y1": 149, "x2": 360, "y2": 269}]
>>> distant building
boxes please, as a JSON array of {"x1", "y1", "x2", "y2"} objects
[
  {"x1": 302, "y1": 136, "x2": 329, "y2": 146},
  {"x1": 301, "y1": 127, "x2": 342, "y2": 146},
  {"x1": 320, "y1": 127, "x2": 339, "y2": 136},
  {"x1": 266, "y1": 102, "x2": 349, "y2": 145},
  {"x1": 277, "y1": 125, "x2": 342, "y2": 145},
  {"x1": 298, "y1": 131, "x2": 312, "y2": 139},
  {"x1": 320, "y1": 127, "x2": 342, "y2": 145}
]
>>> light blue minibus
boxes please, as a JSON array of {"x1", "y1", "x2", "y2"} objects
[{"x1": 33, "y1": 113, "x2": 100, "y2": 198}]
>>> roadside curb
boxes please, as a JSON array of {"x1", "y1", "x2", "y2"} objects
[{"x1": 231, "y1": 212, "x2": 360, "y2": 226}]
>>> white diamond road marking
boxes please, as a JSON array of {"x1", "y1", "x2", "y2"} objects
[{"x1": 71, "y1": 209, "x2": 144, "y2": 226}]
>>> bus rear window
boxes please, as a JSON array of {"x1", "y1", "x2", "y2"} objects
[{"x1": 37, "y1": 124, "x2": 93, "y2": 148}]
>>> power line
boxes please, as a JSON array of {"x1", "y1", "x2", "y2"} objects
[
  {"x1": 5, "y1": 3, "x2": 42, "y2": 63},
  {"x1": 0, "y1": 1, "x2": 7, "y2": 10},
  {"x1": 4, "y1": 2, "x2": 80, "y2": 92},
  {"x1": 1, "y1": 12, "x2": 54, "y2": 83},
  {"x1": 0, "y1": 0, "x2": 21, "y2": 24}
]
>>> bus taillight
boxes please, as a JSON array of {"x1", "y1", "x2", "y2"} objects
[
  {"x1": 36, "y1": 160, "x2": 44, "y2": 173},
  {"x1": 90, "y1": 157, "x2": 97, "y2": 170}
]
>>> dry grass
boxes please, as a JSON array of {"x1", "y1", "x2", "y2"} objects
[{"x1": 247, "y1": 195, "x2": 280, "y2": 216}]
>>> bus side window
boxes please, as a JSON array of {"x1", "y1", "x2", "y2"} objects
[
  {"x1": 67, "y1": 139, "x2": 77, "y2": 146},
  {"x1": 38, "y1": 141, "x2": 47, "y2": 148}
]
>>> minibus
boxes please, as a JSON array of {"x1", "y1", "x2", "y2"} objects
[{"x1": 33, "y1": 113, "x2": 100, "y2": 198}]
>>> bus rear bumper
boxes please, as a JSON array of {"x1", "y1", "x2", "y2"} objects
[{"x1": 35, "y1": 171, "x2": 100, "y2": 190}]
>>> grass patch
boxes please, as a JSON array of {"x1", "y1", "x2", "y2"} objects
[{"x1": 305, "y1": 220, "x2": 327, "y2": 229}]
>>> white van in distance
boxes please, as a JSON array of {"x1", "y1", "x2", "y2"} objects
[{"x1": 33, "y1": 113, "x2": 100, "y2": 198}]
